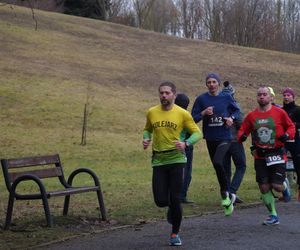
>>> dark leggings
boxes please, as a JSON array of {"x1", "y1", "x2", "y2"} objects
[
  {"x1": 206, "y1": 140, "x2": 231, "y2": 198},
  {"x1": 285, "y1": 139, "x2": 300, "y2": 187},
  {"x1": 152, "y1": 163, "x2": 184, "y2": 234}
]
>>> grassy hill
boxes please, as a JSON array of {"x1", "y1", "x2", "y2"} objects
[{"x1": 1, "y1": 5, "x2": 300, "y2": 248}]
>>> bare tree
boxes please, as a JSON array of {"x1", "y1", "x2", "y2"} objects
[
  {"x1": 2, "y1": 0, "x2": 38, "y2": 29},
  {"x1": 81, "y1": 82, "x2": 94, "y2": 146},
  {"x1": 108, "y1": 0, "x2": 125, "y2": 18},
  {"x1": 283, "y1": 0, "x2": 300, "y2": 52},
  {"x1": 132, "y1": 0, "x2": 178, "y2": 32},
  {"x1": 202, "y1": 0, "x2": 224, "y2": 42},
  {"x1": 133, "y1": 0, "x2": 155, "y2": 28},
  {"x1": 175, "y1": 0, "x2": 203, "y2": 38}
]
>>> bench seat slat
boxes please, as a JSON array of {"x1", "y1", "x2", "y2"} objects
[
  {"x1": 7, "y1": 155, "x2": 60, "y2": 169},
  {"x1": 48, "y1": 186, "x2": 100, "y2": 197},
  {"x1": 9, "y1": 168, "x2": 63, "y2": 182},
  {"x1": 14, "y1": 186, "x2": 100, "y2": 199}
]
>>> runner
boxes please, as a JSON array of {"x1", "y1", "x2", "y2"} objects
[
  {"x1": 143, "y1": 81, "x2": 202, "y2": 246},
  {"x1": 191, "y1": 73, "x2": 240, "y2": 216},
  {"x1": 238, "y1": 86, "x2": 295, "y2": 225},
  {"x1": 221, "y1": 81, "x2": 246, "y2": 204},
  {"x1": 268, "y1": 86, "x2": 282, "y2": 108},
  {"x1": 282, "y1": 87, "x2": 300, "y2": 201},
  {"x1": 175, "y1": 93, "x2": 195, "y2": 204}
]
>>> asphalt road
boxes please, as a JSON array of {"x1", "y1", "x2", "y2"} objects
[{"x1": 43, "y1": 201, "x2": 300, "y2": 250}]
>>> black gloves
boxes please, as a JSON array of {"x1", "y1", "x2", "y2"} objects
[
  {"x1": 240, "y1": 133, "x2": 247, "y2": 142},
  {"x1": 250, "y1": 145, "x2": 257, "y2": 156},
  {"x1": 279, "y1": 134, "x2": 289, "y2": 143}
]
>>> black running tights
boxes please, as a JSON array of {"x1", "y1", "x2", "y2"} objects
[
  {"x1": 152, "y1": 163, "x2": 184, "y2": 234},
  {"x1": 206, "y1": 140, "x2": 231, "y2": 198}
]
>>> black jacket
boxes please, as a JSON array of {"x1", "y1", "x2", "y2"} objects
[{"x1": 282, "y1": 101, "x2": 300, "y2": 138}]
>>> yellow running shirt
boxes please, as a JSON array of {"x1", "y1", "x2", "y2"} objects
[{"x1": 143, "y1": 104, "x2": 202, "y2": 167}]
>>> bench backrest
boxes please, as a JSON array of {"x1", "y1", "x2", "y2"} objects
[{"x1": 1, "y1": 154, "x2": 64, "y2": 190}]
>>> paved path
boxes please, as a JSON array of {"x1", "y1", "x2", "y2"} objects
[{"x1": 44, "y1": 201, "x2": 300, "y2": 250}]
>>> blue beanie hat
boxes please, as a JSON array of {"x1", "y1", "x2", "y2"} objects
[{"x1": 206, "y1": 73, "x2": 221, "y2": 84}]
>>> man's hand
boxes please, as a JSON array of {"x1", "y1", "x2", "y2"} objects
[
  {"x1": 279, "y1": 134, "x2": 289, "y2": 143},
  {"x1": 143, "y1": 139, "x2": 151, "y2": 149},
  {"x1": 239, "y1": 133, "x2": 247, "y2": 142},
  {"x1": 175, "y1": 141, "x2": 186, "y2": 151},
  {"x1": 224, "y1": 117, "x2": 234, "y2": 127},
  {"x1": 201, "y1": 106, "x2": 214, "y2": 116}
]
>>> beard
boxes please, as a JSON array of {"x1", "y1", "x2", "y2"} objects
[
  {"x1": 258, "y1": 100, "x2": 269, "y2": 108},
  {"x1": 160, "y1": 99, "x2": 171, "y2": 106}
]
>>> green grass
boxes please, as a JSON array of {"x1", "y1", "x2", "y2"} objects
[{"x1": 0, "y1": 4, "x2": 300, "y2": 249}]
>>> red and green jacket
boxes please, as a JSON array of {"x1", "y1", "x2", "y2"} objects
[{"x1": 238, "y1": 105, "x2": 295, "y2": 159}]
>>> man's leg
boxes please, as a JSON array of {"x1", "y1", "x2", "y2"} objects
[
  {"x1": 255, "y1": 159, "x2": 281, "y2": 225},
  {"x1": 180, "y1": 146, "x2": 194, "y2": 203},
  {"x1": 288, "y1": 140, "x2": 300, "y2": 199},
  {"x1": 223, "y1": 149, "x2": 232, "y2": 193},
  {"x1": 169, "y1": 164, "x2": 184, "y2": 234},
  {"x1": 294, "y1": 148, "x2": 300, "y2": 201},
  {"x1": 207, "y1": 141, "x2": 234, "y2": 216},
  {"x1": 152, "y1": 166, "x2": 169, "y2": 207},
  {"x1": 261, "y1": 189, "x2": 277, "y2": 216},
  {"x1": 271, "y1": 163, "x2": 291, "y2": 202},
  {"x1": 206, "y1": 141, "x2": 231, "y2": 196},
  {"x1": 230, "y1": 142, "x2": 246, "y2": 194}
]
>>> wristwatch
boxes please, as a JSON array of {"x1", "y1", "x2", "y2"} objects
[{"x1": 185, "y1": 141, "x2": 190, "y2": 148}]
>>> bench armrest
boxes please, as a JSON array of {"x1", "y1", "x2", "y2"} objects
[
  {"x1": 11, "y1": 174, "x2": 47, "y2": 199},
  {"x1": 66, "y1": 168, "x2": 100, "y2": 187}
]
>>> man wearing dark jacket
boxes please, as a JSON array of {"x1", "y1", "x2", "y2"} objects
[
  {"x1": 282, "y1": 87, "x2": 300, "y2": 202},
  {"x1": 221, "y1": 81, "x2": 246, "y2": 204},
  {"x1": 175, "y1": 93, "x2": 195, "y2": 204}
]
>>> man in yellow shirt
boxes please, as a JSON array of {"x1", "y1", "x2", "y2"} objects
[{"x1": 143, "y1": 81, "x2": 202, "y2": 246}]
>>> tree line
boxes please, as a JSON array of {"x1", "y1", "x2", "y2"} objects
[
  {"x1": 107, "y1": 0, "x2": 300, "y2": 54},
  {"x1": 4, "y1": 0, "x2": 300, "y2": 53}
]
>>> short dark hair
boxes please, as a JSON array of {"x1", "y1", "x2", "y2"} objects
[
  {"x1": 175, "y1": 93, "x2": 190, "y2": 109},
  {"x1": 159, "y1": 81, "x2": 176, "y2": 94},
  {"x1": 257, "y1": 85, "x2": 271, "y2": 95}
]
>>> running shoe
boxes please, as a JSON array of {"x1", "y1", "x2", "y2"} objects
[
  {"x1": 262, "y1": 215, "x2": 280, "y2": 225},
  {"x1": 221, "y1": 196, "x2": 234, "y2": 216},
  {"x1": 234, "y1": 196, "x2": 244, "y2": 204},
  {"x1": 180, "y1": 198, "x2": 194, "y2": 204},
  {"x1": 230, "y1": 193, "x2": 237, "y2": 204},
  {"x1": 169, "y1": 234, "x2": 182, "y2": 246},
  {"x1": 282, "y1": 178, "x2": 291, "y2": 202}
]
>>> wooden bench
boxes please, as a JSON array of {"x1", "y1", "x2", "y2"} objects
[{"x1": 1, "y1": 154, "x2": 106, "y2": 230}]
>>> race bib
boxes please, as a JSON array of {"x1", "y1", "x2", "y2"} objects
[
  {"x1": 208, "y1": 115, "x2": 224, "y2": 127},
  {"x1": 265, "y1": 153, "x2": 285, "y2": 166}
]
